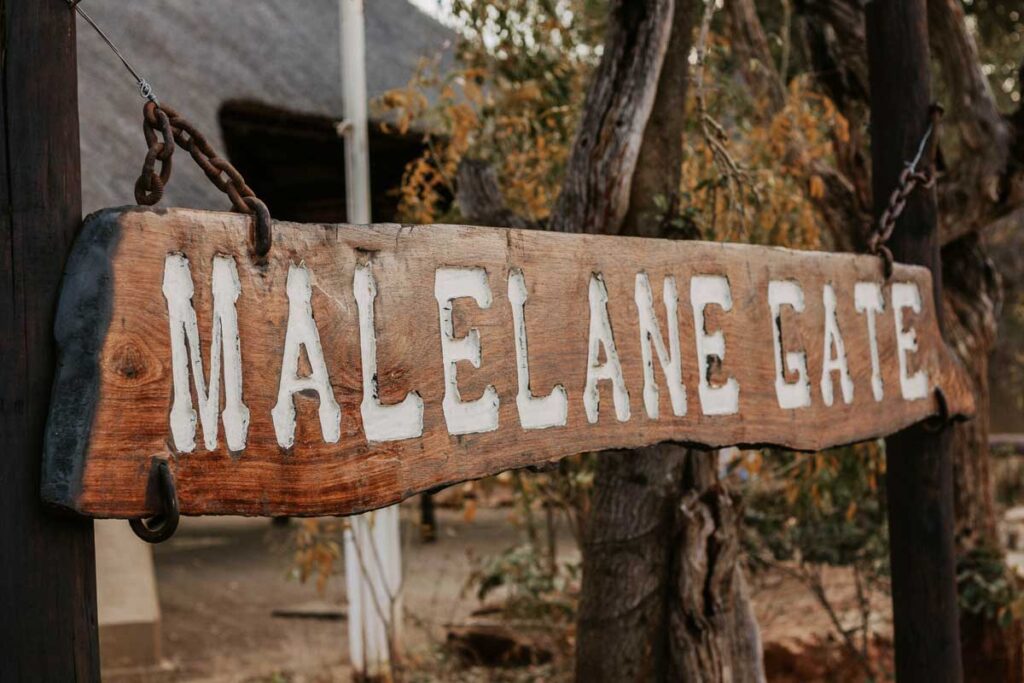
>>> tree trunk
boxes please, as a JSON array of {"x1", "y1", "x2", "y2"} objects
[
  {"x1": 547, "y1": 0, "x2": 674, "y2": 236},
  {"x1": 928, "y1": 0, "x2": 1024, "y2": 677},
  {"x1": 725, "y1": 0, "x2": 786, "y2": 111},
  {"x1": 562, "y1": 1, "x2": 766, "y2": 680},
  {"x1": 944, "y1": 234, "x2": 1024, "y2": 681}
]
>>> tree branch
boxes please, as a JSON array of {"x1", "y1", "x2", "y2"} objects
[
  {"x1": 548, "y1": 0, "x2": 676, "y2": 234},
  {"x1": 726, "y1": 0, "x2": 786, "y2": 112},
  {"x1": 454, "y1": 159, "x2": 535, "y2": 229},
  {"x1": 797, "y1": 0, "x2": 869, "y2": 110},
  {"x1": 928, "y1": 0, "x2": 1013, "y2": 244}
]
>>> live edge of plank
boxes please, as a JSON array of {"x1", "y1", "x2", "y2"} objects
[{"x1": 41, "y1": 207, "x2": 975, "y2": 518}]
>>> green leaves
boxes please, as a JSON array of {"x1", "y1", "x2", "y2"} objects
[{"x1": 957, "y1": 545, "x2": 1024, "y2": 628}]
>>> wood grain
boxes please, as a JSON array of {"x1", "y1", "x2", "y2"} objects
[
  {"x1": 43, "y1": 207, "x2": 974, "y2": 518},
  {"x1": 1, "y1": 0, "x2": 100, "y2": 678}
]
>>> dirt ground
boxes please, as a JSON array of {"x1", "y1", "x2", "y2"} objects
[{"x1": 104, "y1": 503, "x2": 893, "y2": 682}]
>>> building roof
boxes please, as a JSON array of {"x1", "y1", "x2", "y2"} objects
[{"x1": 78, "y1": 0, "x2": 454, "y2": 213}]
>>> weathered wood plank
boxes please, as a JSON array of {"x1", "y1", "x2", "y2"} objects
[{"x1": 43, "y1": 207, "x2": 973, "y2": 518}]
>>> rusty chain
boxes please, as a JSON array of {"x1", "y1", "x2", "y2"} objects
[
  {"x1": 867, "y1": 103, "x2": 943, "y2": 279},
  {"x1": 69, "y1": 0, "x2": 272, "y2": 543},
  {"x1": 135, "y1": 101, "x2": 273, "y2": 258}
]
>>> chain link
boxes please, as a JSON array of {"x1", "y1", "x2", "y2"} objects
[
  {"x1": 135, "y1": 101, "x2": 272, "y2": 257},
  {"x1": 867, "y1": 104, "x2": 943, "y2": 278}
]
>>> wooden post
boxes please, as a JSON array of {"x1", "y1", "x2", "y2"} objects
[
  {"x1": 866, "y1": 0, "x2": 964, "y2": 679},
  {"x1": 0, "y1": 1, "x2": 101, "y2": 680}
]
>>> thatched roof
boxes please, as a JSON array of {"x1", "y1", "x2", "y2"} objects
[{"x1": 78, "y1": 0, "x2": 454, "y2": 214}]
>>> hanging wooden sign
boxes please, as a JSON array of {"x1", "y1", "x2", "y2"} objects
[{"x1": 43, "y1": 207, "x2": 973, "y2": 518}]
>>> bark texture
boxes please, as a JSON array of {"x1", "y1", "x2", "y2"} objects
[
  {"x1": 576, "y1": 447, "x2": 764, "y2": 682},
  {"x1": 547, "y1": 0, "x2": 674, "y2": 236},
  {"x1": 455, "y1": 160, "x2": 535, "y2": 229},
  {"x1": 928, "y1": 2, "x2": 1024, "y2": 678},
  {"x1": 725, "y1": 0, "x2": 786, "y2": 111}
]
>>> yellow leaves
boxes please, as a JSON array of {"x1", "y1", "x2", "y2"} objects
[
  {"x1": 504, "y1": 80, "x2": 543, "y2": 106},
  {"x1": 373, "y1": 17, "x2": 585, "y2": 226},
  {"x1": 293, "y1": 518, "x2": 343, "y2": 595},
  {"x1": 809, "y1": 174, "x2": 826, "y2": 199},
  {"x1": 398, "y1": 154, "x2": 446, "y2": 224},
  {"x1": 680, "y1": 68, "x2": 851, "y2": 252},
  {"x1": 378, "y1": 84, "x2": 430, "y2": 135},
  {"x1": 463, "y1": 497, "x2": 478, "y2": 523}
]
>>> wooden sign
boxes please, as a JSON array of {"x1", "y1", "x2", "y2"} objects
[{"x1": 43, "y1": 208, "x2": 973, "y2": 518}]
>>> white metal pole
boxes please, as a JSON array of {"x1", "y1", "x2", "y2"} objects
[
  {"x1": 339, "y1": 1, "x2": 403, "y2": 679},
  {"x1": 340, "y1": 0, "x2": 371, "y2": 225}
]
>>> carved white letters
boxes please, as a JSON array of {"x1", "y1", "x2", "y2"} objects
[
  {"x1": 435, "y1": 267, "x2": 500, "y2": 435},
  {"x1": 691, "y1": 275, "x2": 739, "y2": 416},
  {"x1": 892, "y1": 282, "x2": 929, "y2": 400},
  {"x1": 354, "y1": 263, "x2": 424, "y2": 442},
  {"x1": 635, "y1": 273, "x2": 687, "y2": 419},
  {"x1": 768, "y1": 280, "x2": 811, "y2": 410},
  {"x1": 163, "y1": 256, "x2": 949, "y2": 453},
  {"x1": 855, "y1": 282, "x2": 886, "y2": 402},
  {"x1": 584, "y1": 273, "x2": 631, "y2": 423},
  {"x1": 163, "y1": 254, "x2": 250, "y2": 453},
  {"x1": 820, "y1": 284, "x2": 854, "y2": 406},
  {"x1": 508, "y1": 269, "x2": 568, "y2": 430},
  {"x1": 272, "y1": 263, "x2": 342, "y2": 448}
]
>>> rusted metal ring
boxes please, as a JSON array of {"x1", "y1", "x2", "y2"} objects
[
  {"x1": 134, "y1": 169, "x2": 164, "y2": 206},
  {"x1": 923, "y1": 387, "x2": 950, "y2": 433},
  {"x1": 244, "y1": 196, "x2": 273, "y2": 258},
  {"x1": 129, "y1": 459, "x2": 180, "y2": 544}
]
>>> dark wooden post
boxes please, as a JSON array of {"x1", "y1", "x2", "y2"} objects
[
  {"x1": 0, "y1": 2, "x2": 101, "y2": 680},
  {"x1": 866, "y1": 0, "x2": 963, "y2": 680}
]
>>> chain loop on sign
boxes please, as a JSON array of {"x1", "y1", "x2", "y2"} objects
[
  {"x1": 134, "y1": 106, "x2": 173, "y2": 205},
  {"x1": 135, "y1": 101, "x2": 273, "y2": 258},
  {"x1": 867, "y1": 103, "x2": 943, "y2": 278},
  {"x1": 129, "y1": 459, "x2": 180, "y2": 544}
]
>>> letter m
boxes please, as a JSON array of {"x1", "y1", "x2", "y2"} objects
[{"x1": 162, "y1": 254, "x2": 249, "y2": 452}]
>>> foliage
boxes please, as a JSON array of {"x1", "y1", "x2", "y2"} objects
[
  {"x1": 375, "y1": 0, "x2": 605, "y2": 224},
  {"x1": 964, "y1": 0, "x2": 1024, "y2": 109},
  {"x1": 740, "y1": 442, "x2": 890, "y2": 679},
  {"x1": 466, "y1": 542, "x2": 577, "y2": 619},
  {"x1": 380, "y1": 3, "x2": 850, "y2": 257},
  {"x1": 465, "y1": 464, "x2": 590, "y2": 619},
  {"x1": 290, "y1": 518, "x2": 344, "y2": 593},
  {"x1": 682, "y1": 69, "x2": 849, "y2": 249},
  {"x1": 742, "y1": 443, "x2": 888, "y2": 573},
  {"x1": 958, "y1": 544, "x2": 1024, "y2": 628}
]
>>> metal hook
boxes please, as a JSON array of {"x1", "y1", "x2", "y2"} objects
[
  {"x1": 922, "y1": 387, "x2": 950, "y2": 434},
  {"x1": 129, "y1": 459, "x2": 180, "y2": 543},
  {"x1": 877, "y1": 244, "x2": 894, "y2": 281},
  {"x1": 244, "y1": 196, "x2": 273, "y2": 259}
]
